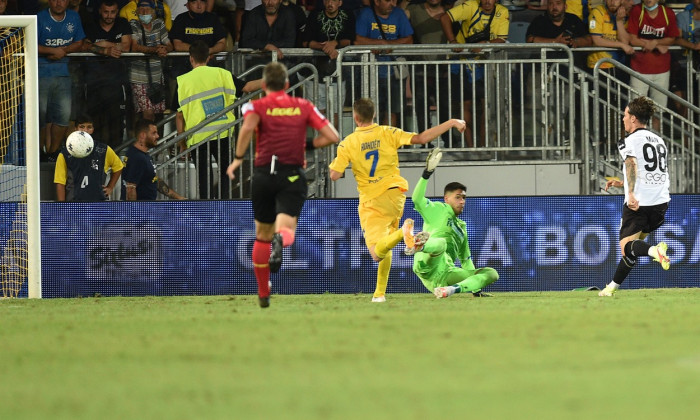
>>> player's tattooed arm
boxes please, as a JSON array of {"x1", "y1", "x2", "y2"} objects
[
  {"x1": 157, "y1": 179, "x2": 185, "y2": 200},
  {"x1": 625, "y1": 156, "x2": 637, "y2": 193}
]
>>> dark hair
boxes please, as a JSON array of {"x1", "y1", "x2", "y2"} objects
[
  {"x1": 353, "y1": 98, "x2": 375, "y2": 123},
  {"x1": 134, "y1": 118, "x2": 156, "y2": 136},
  {"x1": 75, "y1": 114, "x2": 94, "y2": 125},
  {"x1": 263, "y1": 62, "x2": 288, "y2": 92},
  {"x1": 628, "y1": 96, "x2": 656, "y2": 125},
  {"x1": 100, "y1": 0, "x2": 119, "y2": 8},
  {"x1": 189, "y1": 40, "x2": 209, "y2": 64},
  {"x1": 444, "y1": 181, "x2": 467, "y2": 195}
]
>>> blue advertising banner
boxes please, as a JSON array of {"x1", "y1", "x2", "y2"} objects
[{"x1": 2, "y1": 195, "x2": 698, "y2": 298}]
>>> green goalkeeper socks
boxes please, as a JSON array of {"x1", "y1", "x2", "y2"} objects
[{"x1": 457, "y1": 268, "x2": 499, "y2": 292}]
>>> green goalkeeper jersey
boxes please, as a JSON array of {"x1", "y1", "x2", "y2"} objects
[{"x1": 411, "y1": 177, "x2": 475, "y2": 271}]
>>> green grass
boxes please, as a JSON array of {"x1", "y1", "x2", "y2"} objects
[{"x1": 2, "y1": 290, "x2": 700, "y2": 420}]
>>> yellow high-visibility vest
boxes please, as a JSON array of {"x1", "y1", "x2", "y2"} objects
[{"x1": 177, "y1": 65, "x2": 237, "y2": 148}]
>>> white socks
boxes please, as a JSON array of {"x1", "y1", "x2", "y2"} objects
[{"x1": 647, "y1": 245, "x2": 658, "y2": 258}]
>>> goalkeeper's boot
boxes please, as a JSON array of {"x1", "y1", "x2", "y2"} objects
[
  {"x1": 404, "y1": 230, "x2": 430, "y2": 256},
  {"x1": 598, "y1": 282, "x2": 618, "y2": 297},
  {"x1": 371, "y1": 296, "x2": 386, "y2": 303},
  {"x1": 653, "y1": 242, "x2": 670, "y2": 270},
  {"x1": 434, "y1": 286, "x2": 456, "y2": 299},
  {"x1": 405, "y1": 232, "x2": 430, "y2": 256},
  {"x1": 269, "y1": 233, "x2": 283, "y2": 273},
  {"x1": 414, "y1": 232, "x2": 429, "y2": 251}
]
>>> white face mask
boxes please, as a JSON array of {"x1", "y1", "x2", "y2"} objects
[
  {"x1": 644, "y1": 3, "x2": 659, "y2": 11},
  {"x1": 139, "y1": 14, "x2": 153, "y2": 24}
]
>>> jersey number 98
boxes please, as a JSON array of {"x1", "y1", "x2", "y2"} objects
[{"x1": 642, "y1": 143, "x2": 667, "y2": 173}]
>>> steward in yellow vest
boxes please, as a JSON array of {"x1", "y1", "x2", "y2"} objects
[
  {"x1": 176, "y1": 40, "x2": 237, "y2": 199},
  {"x1": 176, "y1": 54, "x2": 237, "y2": 148}
]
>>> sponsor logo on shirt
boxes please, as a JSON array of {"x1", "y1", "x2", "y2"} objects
[
  {"x1": 185, "y1": 27, "x2": 214, "y2": 35},
  {"x1": 266, "y1": 107, "x2": 301, "y2": 116},
  {"x1": 640, "y1": 24, "x2": 665, "y2": 38},
  {"x1": 371, "y1": 22, "x2": 397, "y2": 34},
  {"x1": 44, "y1": 37, "x2": 75, "y2": 47}
]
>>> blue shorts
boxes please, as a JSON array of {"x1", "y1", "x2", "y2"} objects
[{"x1": 39, "y1": 76, "x2": 72, "y2": 127}]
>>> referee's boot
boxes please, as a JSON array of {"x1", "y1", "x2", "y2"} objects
[
  {"x1": 259, "y1": 281, "x2": 272, "y2": 308},
  {"x1": 269, "y1": 233, "x2": 284, "y2": 273}
]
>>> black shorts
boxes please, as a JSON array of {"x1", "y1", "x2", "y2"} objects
[
  {"x1": 251, "y1": 164, "x2": 307, "y2": 224},
  {"x1": 619, "y1": 202, "x2": 669, "y2": 240}
]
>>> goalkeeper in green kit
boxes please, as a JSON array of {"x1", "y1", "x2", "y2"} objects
[{"x1": 403, "y1": 148, "x2": 499, "y2": 298}]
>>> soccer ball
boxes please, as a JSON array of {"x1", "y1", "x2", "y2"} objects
[{"x1": 66, "y1": 131, "x2": 94, "y2": 158}]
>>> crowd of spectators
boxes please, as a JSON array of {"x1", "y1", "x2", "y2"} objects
[{"x1": 6, "y1": 0, "x2": 697, "y2": 161}]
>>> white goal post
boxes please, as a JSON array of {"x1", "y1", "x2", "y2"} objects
[{"x1": 0, "y1": 16, "x2": 41, "y2": 298}]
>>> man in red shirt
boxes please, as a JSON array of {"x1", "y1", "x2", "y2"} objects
[
  {"x1": 625, "y1": 0, "x2": 679, "y2": 129},
  {"x1": 226, "y1": 62, "x2": 340, "y2": 308}
]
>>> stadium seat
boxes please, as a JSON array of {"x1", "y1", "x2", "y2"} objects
[{"x1": 508, "y1": 21, "x2": 529, "y2": 44}]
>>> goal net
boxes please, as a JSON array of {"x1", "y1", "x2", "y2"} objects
[{"x1": 0, "y1": 17, "x2": 41, "y2": 298}]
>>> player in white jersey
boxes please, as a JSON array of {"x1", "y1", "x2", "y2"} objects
[{"x1": 599, "y1": 96, "x2": 671, "y2": 297}]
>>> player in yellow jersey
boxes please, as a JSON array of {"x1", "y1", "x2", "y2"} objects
[{"x1": 329, "y1": 98, "x2": 466, "y2": 302}]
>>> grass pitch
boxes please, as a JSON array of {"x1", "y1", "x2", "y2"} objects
[{"x1": 2, "y1": 289, "x2": 700, "y2": 420}]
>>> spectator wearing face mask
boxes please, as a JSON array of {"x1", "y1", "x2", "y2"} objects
[
  {"x1": 120, "y1": 0, "x2": 173, "y2": 31},
  {"x1": 129, "y1": 0, "x2": 174, "y2": 120}
]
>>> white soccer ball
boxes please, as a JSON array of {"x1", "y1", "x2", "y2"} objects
[{"x1": 66, "y1": 131, "x2": 94, "y2": 158}]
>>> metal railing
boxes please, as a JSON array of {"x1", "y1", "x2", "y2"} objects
[
  {"x1": 145, "y1": 62, "x2": 328, "y2": 199},
  {"x1": 589, "y1": 58, "x2": 700, "y2": 195},
  {"x1": 53, "y1": 45, "x2": 700, "y2": 199}
]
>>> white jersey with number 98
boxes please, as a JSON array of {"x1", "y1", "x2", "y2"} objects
[{"x1": 618, "y1": 128, "x2": 671, "y2": 206}]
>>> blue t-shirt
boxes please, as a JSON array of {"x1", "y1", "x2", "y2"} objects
[
  {"x1": 676, "y1": 10, "x2": 700, "y2": 44},
  {"x1": 355, "y1": 6, "x2": 413, "y2": 77},
  {"x1": 37, "y1": 9, "x2": 86, "y2": 77},
  {"x1": 121, "y1": 146, "x2": 158, "y2": 200}
]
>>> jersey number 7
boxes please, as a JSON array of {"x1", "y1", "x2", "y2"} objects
[{"x1": 365, "y1": 150, "x2": 379, "y2": 177}]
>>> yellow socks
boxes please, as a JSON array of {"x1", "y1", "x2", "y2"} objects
[
  {"x1": 374, "y1": 229, "x2": 404, "y2": 260},
  {"x1": 374, "y1": 250, "x2": 392, "y2": 298}
]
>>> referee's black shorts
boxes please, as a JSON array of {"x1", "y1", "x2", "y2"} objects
[
  {"x1": 251, "y1": 164, "x2": 307, "y2": 224},
  {"x1": 619, "y1": 202, "x2": 669, "y2": 240}
]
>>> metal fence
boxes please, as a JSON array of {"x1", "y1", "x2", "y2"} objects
[
  {"x1": 60, "y1": 45, "x2": 700, "y2": 199},
  {"x1": 588, "y1": 58, "x2": 700, "y2": 195}
]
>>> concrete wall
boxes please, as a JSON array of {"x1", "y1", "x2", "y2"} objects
[
  {"x1": 332, "y1": 162, "x2": 581, "y2": 198},
  {"x1": 35, "y1": 161, "x2": 581, "y2": 202}
]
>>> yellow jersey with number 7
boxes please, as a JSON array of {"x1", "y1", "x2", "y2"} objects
[{"x1": 329, "y1": 123, "x2": 416, "y2": 203}]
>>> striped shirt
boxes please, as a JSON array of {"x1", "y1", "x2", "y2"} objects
[{"x1": 129, "y1": 19, "x2": 170, "y2": 84}]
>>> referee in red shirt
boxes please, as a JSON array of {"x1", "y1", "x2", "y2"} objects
[{"x1": 227, "y1": 62, "x2": 340, "y2": 308}]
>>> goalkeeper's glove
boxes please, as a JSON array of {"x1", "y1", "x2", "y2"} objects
[{"x1": 422, "y1": 147, "x2": 442, "y2": 179}]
